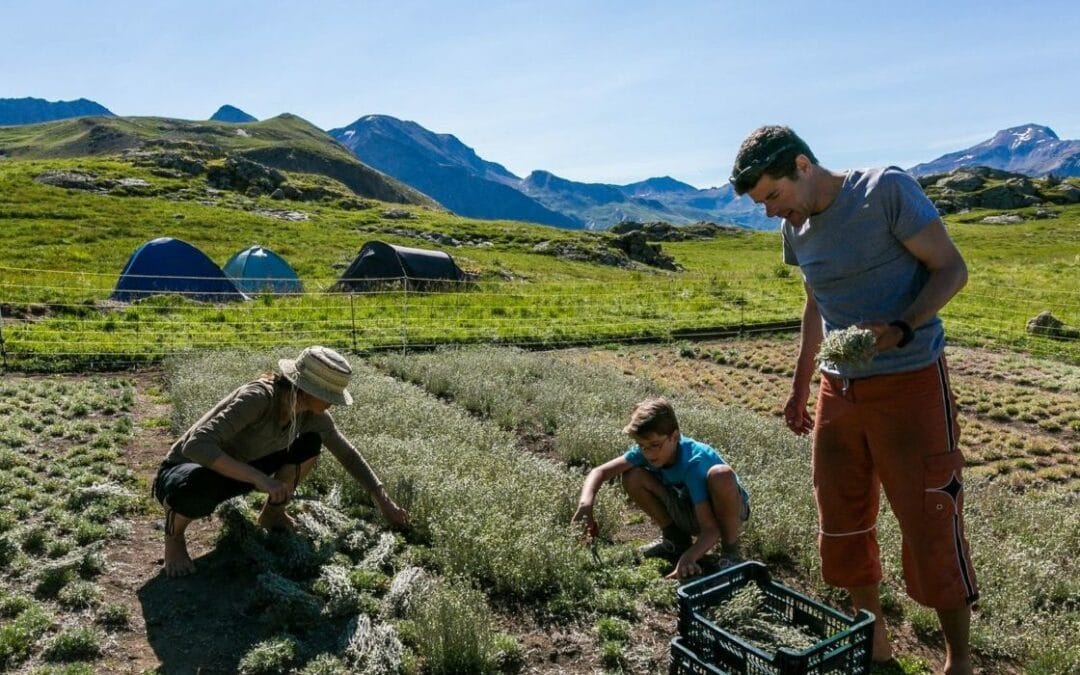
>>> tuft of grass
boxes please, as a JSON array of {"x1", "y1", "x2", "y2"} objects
[
  {"x1": 34, "y1": 562, "x2": 78, "y2": 599},
  {"x1": 94, "y1": 602, "x2": 130, "y2": 630},
  {"x1": 297, "y1": 653, "x2": 350, "y2": 675},
  {"x1": 238, "y1": 635, "x2": 298, "y2": 675},
  {"x1": 411, "y1": 582, "x2": 498, "y2": 675},
  {"x1": 42, "y1": 626, "x2": 103, "y2": 662},
  {"x1": 57, "y1": 581, "x2": 102, "y2": 610},
  {"x1": 0, "y1": 603, "x2": 52, "y2": 668},
  {"x1": 596, "y1": 616, "x2": 632, "y2": 644}
]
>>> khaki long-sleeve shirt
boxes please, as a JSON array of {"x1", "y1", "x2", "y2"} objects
[{"x1": 164, "y1": 379, "x2": 381, "y2": 493}]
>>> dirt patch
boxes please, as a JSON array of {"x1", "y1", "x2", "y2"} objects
[{"x1": 92, "y1": 368, "x2": 288, "y2": 674}]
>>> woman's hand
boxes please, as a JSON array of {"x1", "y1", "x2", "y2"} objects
[
  {"x1": 256, "y1": 475, "x2": 291, "y2": 505},
  {"x1": 380, "y1": 501, "x2": 409, "y2": 529},
  {"x1": 375, "y1": 489, "x2": 410, "y2": 530}
]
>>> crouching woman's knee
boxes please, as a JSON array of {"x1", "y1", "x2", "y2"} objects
[{"x1": 154, "y1": 463, "x2": 247, "y2": 520}]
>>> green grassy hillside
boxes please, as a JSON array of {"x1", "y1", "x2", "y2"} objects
[{"x1": 0, "y1": 114, "x2": 435, "y2": 206}]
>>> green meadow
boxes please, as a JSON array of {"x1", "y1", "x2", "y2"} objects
[{"x1": 0, "y1": 157, "x2": 1077, "y2": 371}]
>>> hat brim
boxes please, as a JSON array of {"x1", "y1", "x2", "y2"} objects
[{"x1": 279, "y1": 357, "x2": 353, "y2": 406}]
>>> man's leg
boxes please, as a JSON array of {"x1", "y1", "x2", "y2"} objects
[
  {"x1": 847, "y1": 584, "x2": 892, "y2": 662},
  {"x1": 938, "y1": 606, "x2": 972, "y2": 675},
  {"x1": 258, "y1": 455, "x2": 319, "y2": 532},
  {"x1": 867, "y1": 359, "x2": 977, "y2": 673},
  {"x1": 813, "y1": 376, "x2": 890, "y2": 659},
  {"x1": 705, "y1": 464, "x2": 744, "y2": 556}
]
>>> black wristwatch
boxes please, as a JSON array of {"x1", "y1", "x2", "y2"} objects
[{"x1": 889, "y1": 320, "x2": 915, "y2": 348}]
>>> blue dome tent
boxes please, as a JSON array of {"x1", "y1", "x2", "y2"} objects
[
  {"x1": 111, "y1": 237, "x2": 247, "y2": 302},
  {"x1": 223, "y1": 245, "x2": 303, "y2": 295},
  {"x1": 331, "y1": 241, "x2": 468, "y2": 292}
]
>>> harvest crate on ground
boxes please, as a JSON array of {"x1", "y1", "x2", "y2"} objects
[
  {"x1": 676, "y1": 561, "x2": 874, "y2": 675},
  {"x1": 670, "y1": 636, "x2": 728, "y2": 675}
]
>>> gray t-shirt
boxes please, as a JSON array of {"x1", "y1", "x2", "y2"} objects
[{"x1": 782, "y1": 166, "x2": 943, "y2": 378}]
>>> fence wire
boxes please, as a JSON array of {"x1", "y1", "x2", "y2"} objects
[{"x1": 0, "y1": 265, "x2": 1076, "y2": 371}]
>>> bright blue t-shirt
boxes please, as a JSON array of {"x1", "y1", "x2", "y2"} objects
[{"x1": 624, "y1": 435, "x2": 749, "y2": 505}]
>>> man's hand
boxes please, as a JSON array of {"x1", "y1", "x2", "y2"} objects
[
  {"x1": 256, "y1": 475, "x2": 290, "y2": 505},
  {"x1": 783, "y1": 391, "x2": 814, "y2": 435},
  {"x1": 666, "y1": 553, "x2": 702, "y2": 580},
  {"x1": 857, "y1": 320, "x2": 904, "y2": 353}
]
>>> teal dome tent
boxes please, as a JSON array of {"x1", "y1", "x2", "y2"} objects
[{"x1": 223, "y1": 245, "x2": 303, "y2": 295}]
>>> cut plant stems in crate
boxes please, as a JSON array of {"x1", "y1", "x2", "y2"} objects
[{"x1": 676, "y1": 561, "x2": 875, "y2": 675}]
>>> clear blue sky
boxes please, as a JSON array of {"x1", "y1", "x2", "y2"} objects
[{"x1": 4, "y1": 0, "x2": 1078, "y2": 188}]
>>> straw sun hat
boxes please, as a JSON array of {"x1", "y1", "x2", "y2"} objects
[{"x1": 278, "y1": 346, "x2": 354, "y2": 406}]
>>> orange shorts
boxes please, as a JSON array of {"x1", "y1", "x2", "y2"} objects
[{"x1": 812, "y1": 357, "x2": 978, "y2": 610}]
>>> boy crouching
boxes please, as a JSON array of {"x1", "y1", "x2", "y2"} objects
[{"x1": 573, "y1": 397, "x2": 750, "y2": 579}]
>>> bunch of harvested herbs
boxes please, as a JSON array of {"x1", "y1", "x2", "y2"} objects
[{"x1": 817, "y1": 326, "x2": 877, "y2": 369}]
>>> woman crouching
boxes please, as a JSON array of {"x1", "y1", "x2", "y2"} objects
[{"x1": 152, "y1": 346, "x2": 408, "y2": 577}]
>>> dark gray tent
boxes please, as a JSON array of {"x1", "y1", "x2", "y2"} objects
[{"x1": 332, "y1": 241, "x2": 467, "y2": 291}]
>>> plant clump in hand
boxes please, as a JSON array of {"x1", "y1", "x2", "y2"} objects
[{"x1": 817, "y1": 326, "x2": 877, "y2": 369}]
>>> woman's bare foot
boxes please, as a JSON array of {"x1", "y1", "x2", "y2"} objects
[
  {"x1": 257, "y1": 505, "x2": 297, "y2": 533},
  {"x1": 164, "y1": 534, "x2": 196, "y2": 577}
]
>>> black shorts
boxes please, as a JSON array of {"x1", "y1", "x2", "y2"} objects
[{"x1": 152, "y1": 432, "x2": 322, "y2": 519}]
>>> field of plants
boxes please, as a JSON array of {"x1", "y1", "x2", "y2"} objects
[
  {"x1": 583, "y1": 336, "x2": 1080, "y2": 490},
  {"x1": 1, "y1": 343, "x2": 1077, "y2": 674}
]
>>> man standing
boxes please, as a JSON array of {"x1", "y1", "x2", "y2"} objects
[{"x1": 730, "y1": 126, "x2": 977, "y2": 675}]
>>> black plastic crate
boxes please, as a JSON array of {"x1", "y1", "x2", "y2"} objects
[
  {"x1": 677, "y1": 561, "x2": 874, "y2": 675},
  {"x1": 670, "y1": 637, "x2": 732, "y2": 675}
]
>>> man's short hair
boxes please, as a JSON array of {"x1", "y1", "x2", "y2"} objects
[
  {"x1": 623, "y1": 397, "x2": 679, "y2": 437},
  {"x1": 730, "y1": 125, "x2": 818, "y2": 195}
]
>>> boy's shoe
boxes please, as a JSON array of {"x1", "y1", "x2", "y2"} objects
[
  {"x1": 638, "y1": 537, "x2": 688, "y2": 560},
  {"x1": 716, "y1": 554, "x2": 742, "y2": 571}
]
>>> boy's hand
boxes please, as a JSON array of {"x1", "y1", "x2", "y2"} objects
[
  {"x1": 666, "y1": 553, "x2": 702, "y2": 580},
  {"x1": 571, "y1": 504, "x2": 597, "y2": 540}
]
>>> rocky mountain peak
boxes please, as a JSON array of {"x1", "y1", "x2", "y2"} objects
[
  {"x1": 985, "y1": 124, "x2": 1059, "y2": 151},
  {"x1": 210, "y1": 105, "x2": 257, "y2": 123},
  {"x1": 910, "y1": 123, "x2": 1080, "y2": 178}
]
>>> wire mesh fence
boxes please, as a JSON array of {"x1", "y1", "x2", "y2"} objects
[{"x1": 0, "y1": 265, "x2": 1076, "y2": 371}]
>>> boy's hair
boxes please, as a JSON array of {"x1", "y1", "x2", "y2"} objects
[
  {"x1": 623, "y1": 397, "x2": 679, "y2": 437},
  {"x1": 730, "y1": 125, "x2": 818, "y2": 195}
]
